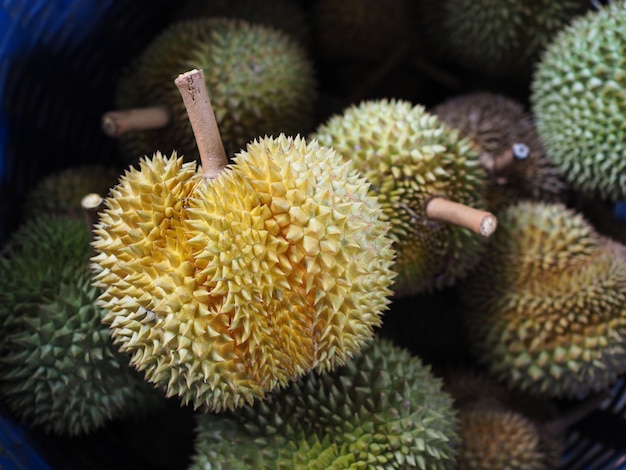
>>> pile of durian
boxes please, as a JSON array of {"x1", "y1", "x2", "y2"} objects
[{"x1": 2, "y1": 1, "x2": 626, "y2": 469}]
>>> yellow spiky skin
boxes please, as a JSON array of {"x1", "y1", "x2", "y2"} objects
[
  {"x1": 91, "y1": 135, "x2": 396, "y2": 412},
  {"x1": 459, "y1": 201, "x2": 626, "y2": 398},
  {"x1": 432, "y1": 92, "x2": 567, "y2": 213},
  {"x1": 312, "y1": 98, "x2": 489, "y2": 297}
]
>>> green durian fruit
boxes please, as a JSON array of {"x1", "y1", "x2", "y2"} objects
[
  {"x1": 188, "y1": 336, "x2": 459, "y2": 470},
  {"x1": 459, "y1": 201, "x2": 626, "y2": 398},
  {"x1": 0, "y1": 216, "x2": 164, "y2": 436},
  {"x1": 416, "y1": 0, "x2": 588, "y2": 80},
  {"x1": 311, "y1": 98, "x2": 490, "y2": 296},
  {"x1": 531, "y1": 1, "x2": 626, "y2": 201},
  {"x1": 312, "y1": 0, "x2": 417, "y2": 63},
  {"x1": 432, "y1": 92, "x2": 568, "y2": 213},
  {"x1": 173, "y1": 0, "x2": 310, "y2": 47},
  {"x1": 23, "y1": 165, "x2": 119, "y2": 221},
  {"x1": 114, "y1": 17, "x2": 317, "y2": 164}
]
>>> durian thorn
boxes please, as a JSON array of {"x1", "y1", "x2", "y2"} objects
[
  {"x1": 425, "y1": 197, "x2": 497, "y2": 237},
  {"x1": 101, "y1": 105, "x2": 171, "y2": 137},
  {"x1": 81, "y1": 193, "x2": 104, "y2": 240},
  {"x1": 174, "y1": 69, "x2": 228, "y2": 180},
  {"x1": 541, "y1": 389, "x2": 611, "y2": 438}
]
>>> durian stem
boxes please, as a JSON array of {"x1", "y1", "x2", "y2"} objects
[
  {"x1": 101, "y1": 105, "x2": 171, "y2": 137},
  {"x1": 426, "y1": 197, "x2": 497, "y2": 237},
  {"x1": 541, "y1": 390, "x2": 611, "y2": 438},
  {"x1": 482, "y1": 143, "x2": 530, "y2": 179},
  {"x1": 81, "y1": 193, "x2": 104, "y2": 241},
  {"x1": 174, "y1": 69, "x2": 228, "y2": 179}
]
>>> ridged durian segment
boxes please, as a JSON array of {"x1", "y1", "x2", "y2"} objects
[
  {"x1": 92, "y1": 136, "x2": 396, "y2": 412},
  {"x1": 531, "y1": 2, "x2": 626, "y2": 201},
  {"x1": 459, "y1": 201, "x2": 626, "y2": 397},
  {"x1": 432, "y1": 92, "x2": 567, "y2": 212},
  {"x1": 417, "y1": 0, "x2": 588, "y2": 80},
  {"x1": 312, "y1": 98, "x2": 489, "y2": 296},
  {"x1": 189, "y1": 337, "x2": 459, "y2": 470},
  {"x1": 312, "y1": 0, "x2": 416, "y2": 63},
  {"x1": 23, "y1": 165, "x2": 119, "y2": 221},
  {"x1": 115, "y1": 17, "x2": 317, "y2": 163},
  {"x1": 173, "y1": 0, "x2": 310, "y2": 47}
]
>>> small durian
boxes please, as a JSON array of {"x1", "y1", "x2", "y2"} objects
[
  {"x1": 173, "y1": 0, "x2": 310, "y2": 48},
  {"x1": 23, "y1": 165, "x2": 119, "y2": 221},
  {"x1": 459, "y1": 201, "x2": 626, "y2": 398},
  {"x1": 531, "y1": 2, "x2": 626, "y2": 201},
  {"x1": 0, "y1": 216, "x2": 163, "y2": 436},
  {"x1": 188, "y1": 336, "x2": 459, "y2": 470},
  {"x1": 416, "y1": 0, "x2": 588, "y2": 80},
  {"x1": 431, "y1": 92, "x2": 568, "y2": 213},
  {"x1": 105, "y1": 18, "x2": 317, "y2": 164},
  {"x1": 311, "y1": 98, "x2": 494, "y2": 296},
  {"x1": 92, "y1": 70, "x2": 396, "y2": 412}
]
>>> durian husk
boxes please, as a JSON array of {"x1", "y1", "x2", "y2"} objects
[
  {"x1": 91, "y1": 135, "x2": 396, "y2": 412},
  {"x1": 312, "y1": 98, "x2": 489, "y2": 296},
  {"x1": 531, "y1": 2, "x2": 626, "y2": 201},
  {"x1": 188, "y1": 336, "x2": 459, "y2": 470},
  {"x1": 115, "y1": 18, "x2": 317, "y2": 164},
  {"x1": 459, "y1": 201, "x2": 626, "y2": 398},
  {"x1": 432, "y1": 92, "x2": 568, "y2": 213}
]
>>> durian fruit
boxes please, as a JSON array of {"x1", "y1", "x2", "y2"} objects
[
  {"x1": 173, "y1": 0, "x2": 311, "y2": 48},
  {"x1": 188, "y1": 336, "x2": 459, "y2": 470},
  {"x1": 458, "y1": 201, "x2": 626, "y2": 398},
  {"x1": 431, "y1": 92, "x2": 568, "y2": 213},
  {"x1": 91, "y1": 133, "x2": 396, "y2": 412},
  {"x1": 0, "y1": 216, "x2": 164, "y2": 436},
  {"x1": 311, "y1": 98, "x2": 493, "y2": 297},
  {"x1": 105, "y1": 17, "x2": 317, "y2": 164},
  {"x1": 443, "y1": 370, "x2": 563, "y2": 470},
  {"x1": 312, "y1": 0, "x2": 417, "y2": 63},
  {"x1": 22, "y1": 165, "x2": 119, "y2": 221},
  {"x1": 531, "y1": 1, "x2": 626, "y2": 201},
  {"x1": 416, "y1": 0, "x2": 588, "y2": 80}
]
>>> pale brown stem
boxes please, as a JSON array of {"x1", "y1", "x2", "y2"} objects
[
  {"x1": 101, "y1": 105, "x2": 171, "y2": 137},
  {"x1": 174, "y1": 69, "x2": 228, "y2": 179},
  {"x1": 81, "y1": 193, "x2": 104, "y2": 240},
  {"x1": 541, "y1": 390, "x2": 611, "y2": 438},
  {"x1": 426, "y1": 197, "x2": 497, "y2": 237}
]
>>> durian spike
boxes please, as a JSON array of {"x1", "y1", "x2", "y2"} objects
[
  {"x1": 426, "y1": 196, "x2": 497, "y2": 237},
  {"x1": 174, "y1": 68, "x2": 228, "y2": 179},
  {"x1": 540, "y1": 389, "x2": 611, "y2": 438},
  {"x1": 101, "y1": 105, "x2": 171, "y2": 137},
  {"x1": 81, "y1": 193, "x2": 104, "y2": 241}
]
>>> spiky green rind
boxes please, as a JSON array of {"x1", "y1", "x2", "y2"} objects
[
  {"x1": 23, "y1": 165, "x2": 119, "y2": 221},
  {"x1": 92, "y1": 136, "x2": 396, "y2": 412},
  {"x1": 312, "y1": 98, "x2": 488, "y2": 296},
  {"x1": 531, "y1": 2, "x2": 626, "y2": 200},
  {"x1": 0, "y1": 266, "x2": 163, "y2": 436},
  {"x1": 174, "y1": 0, "x2": 310, "y2": 47},
  {"x1": 418, "y1": 0, "x2": 588, "y2": 79},
  {"x1": 312, "y1": 0, "x2": 416, "y2": 62},
  {"x1": 189, "y1": 337, "x2": 459, "y2": 470},
  {"x1": 432, "y1": 92, "x2": 567, "y2": 212},
  {"x1": 459, "y1": 201, "x2": 626, "y2": 397},
  {"x1": 116, "y1": 18, "x2": 317, "y2": 163}
]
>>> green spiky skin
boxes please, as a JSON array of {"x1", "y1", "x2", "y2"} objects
[
  {"x1": 0, "y1": 217, "x2": 163, "y2": 436},
  {"x1": 173, "y1": 0, "x2": 311, "y2": 47},
  {"x1": 531, "y1": 2, "x2": 626, "y2": 201},
  {"x1": 312, "y1": 99, "x2": 489, "y2": 296},
  {"x1": 115, "y1": 18, "x2": 317, "y2": 163},
  {"x1": 189, "y1": 337, "x2": 459, "y2": 470},
  {"x1": 23, "y1": 165, "x2": 119, "y2": 221},
  {"x1": 459, "y1": 202, "x2": 626, "y2": 398},
  {"x1": 312, "y1": 0, "x2": 417, "y2": 63},
  {"x1": 432, "y1": 92, "x2": 567, "y2": 213},
  {"x1": 417, "y1": 0, "x2": 588, "y2": 80}
]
